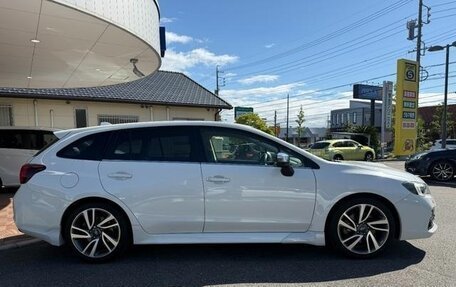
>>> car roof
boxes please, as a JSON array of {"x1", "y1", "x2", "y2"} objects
[{"x1": 315, "y1": 139, "x2": 356, "y2": 144}]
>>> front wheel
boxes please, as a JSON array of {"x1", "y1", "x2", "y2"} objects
[
  {"x1": 328, "y1": 198, "x2": 395, "y2": 258},
  {"x1": 64, "y1": 202, "x2": 131, "y2": 262},
  {"x1": 364, "y1": 152, "x2": 374, "y2": 161},
  {"x1": 430, "y1": 160, "x2": 454, "y2": 182}
]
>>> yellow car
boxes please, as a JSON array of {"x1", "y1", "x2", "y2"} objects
[{"x1": 308, "y1": 139, "x2": 375, "y2": 161}]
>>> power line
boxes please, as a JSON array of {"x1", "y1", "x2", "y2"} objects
[{"x1": 225, "y1": 0, "x2": 413, "y2": 71}]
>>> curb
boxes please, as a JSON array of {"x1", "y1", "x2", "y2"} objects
[{"x1": 0, "y1": 236, "x2": 41, "y2": 251}]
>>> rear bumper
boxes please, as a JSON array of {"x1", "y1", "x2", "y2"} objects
[
  {"x1": 13, "y1": 184, "x2": 66, "y2": 246},
  {"x1": 395, "y1": 193, "x2": 437, "y2": 240}
]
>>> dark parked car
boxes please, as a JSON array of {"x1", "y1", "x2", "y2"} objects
[{"x1": 405, "y1": 149, "x2": 456, "y2": 181}]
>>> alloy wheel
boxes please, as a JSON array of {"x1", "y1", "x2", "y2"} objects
[
  {"x1": 431, "y1": 162, "x2": 454, "y2": 181},
  {"x1": 70, "y1": 208, "x2": 121, "y2": 258},
  {"x1": 365, "y1": 153, "x2": 373, "y2": 161},
  {"x1": 337, "y1": 204, "x2": 390, "y2": 255}
]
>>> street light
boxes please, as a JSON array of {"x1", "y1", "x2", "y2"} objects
[{"x1": 428, "y1": 41, "x2": 456, "y2": 148}]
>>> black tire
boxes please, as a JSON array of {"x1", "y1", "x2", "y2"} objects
[
  {"x1": 327, "y1": 197, "x2": 396, "y2": 259},
  {"x1": 364, "y1": 152, "x2": 374, "y2": 161},
  {"x1": 63, "y1": 202, "x2": 131, "y2": 262},
  {"x1": 429, "y1": 160, "x2": 455, "y2": 182},
  {"x1": 333, "y1": 154, "x2": 344, "y2": 161}
]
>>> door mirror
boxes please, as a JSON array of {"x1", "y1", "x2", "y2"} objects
[{"x1": 276, "y1": 152, "x2": 290, "y2": 167}]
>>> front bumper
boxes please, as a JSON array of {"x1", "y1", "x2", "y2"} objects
[
  {"x1": 404, "y1": 159, "x2": 430, "y2": 176},
  {"x1": 395, "y1": 193, "x2": 437, "y2": 240}
]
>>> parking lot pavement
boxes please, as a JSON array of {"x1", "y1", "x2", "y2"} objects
[{"x1": 0, "y1": 189, "x2": 38, "y2": 249}]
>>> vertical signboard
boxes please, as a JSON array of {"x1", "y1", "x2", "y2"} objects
[{"x1": 393, "y1": 59, "x2": 419, "y2": 156}]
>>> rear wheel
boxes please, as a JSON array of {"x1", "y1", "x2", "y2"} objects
[
  {"x1": 64, "y1": 202, "x2": 131, "y2": 262},
  {"x1": 328, "y1": 198, "x2": 395, "y2": 258},
  {"x1": 430, "y1": 160, "x2": 454, "y2": 182},
  {"x1": 333, "y1": 154, "x2": 344, "y2": 161}
]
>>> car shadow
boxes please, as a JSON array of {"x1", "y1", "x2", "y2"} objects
[
  {"x1": 0, "y1": 188, "x2": 17, "y2": 211},
  {"x1": 16, "y1": 241, "x2": 426, "y2": 286},
  {"x1": 422, "y1": 177, "x2": 456, "y2": 188}
]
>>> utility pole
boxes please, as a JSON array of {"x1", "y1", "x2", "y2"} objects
[
  {"x1": 443, "y1": 45, "x2": 449, "y2": 148},
  {"x1": 286, "y1": 94, "x2": 290, "y2": 142},
  {"x1": 416, "y1": 0, "x2": 423, "y2": 66},
  {"x1": 215, "y1": 65, "x2": 220, "y2": 96},
  {"x1": 274, "y1": 110, "x2": 277, "y2": 137}
]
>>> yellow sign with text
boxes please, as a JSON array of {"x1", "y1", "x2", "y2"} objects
[{"x1": 394, "y1": 59, "x2": 419, "y2": 156}]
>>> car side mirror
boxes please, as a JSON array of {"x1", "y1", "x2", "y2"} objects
[
  {"x1": 276, "y1": 152, "x2": 290, "y2": 167},
  {"x1": 276, "y1": 152, "x2": 294, "y2": 177}
]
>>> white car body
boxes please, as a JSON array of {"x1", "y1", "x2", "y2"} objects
[
  {"x1": 13, "y1": 122, "x2": 436, "y2": 260},
  {"x1": 0, "y1": 127, "x2": 56, "y2": 188}
]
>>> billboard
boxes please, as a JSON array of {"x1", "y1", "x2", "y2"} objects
[
  {"x1": 393, "y1": 59, "x2": 419, "y2": 156},
  {"x1": 234, "y1": 107, "x2": 254, "y2": 119},
  {"x1": 353, "y1": 84, "x2": 383, "y2": 101}
]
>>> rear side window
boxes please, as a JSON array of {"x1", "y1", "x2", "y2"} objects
[
  {"x1": 57, "y1": 132, "x2": 111, "y2": 160},
  {"x1": 0, "y1": 130, "x2": 56, "y2": 150},
  {"x1": 311, "y1": 142, "x2": 330, "y2": 149},
  {"x1": 104, "y1": 127, "x2": 198, "y2": 162}
]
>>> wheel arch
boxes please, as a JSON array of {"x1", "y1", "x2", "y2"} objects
[
  {"x1": 324, "y1": 192, "x2": 401, "y2": 242},
  {"x1": 60, "y1": 196, "x2": 133, "y2": 244}
]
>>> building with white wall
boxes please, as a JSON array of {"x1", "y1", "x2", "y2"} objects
[
  {"x1": 0, "y1": 71, "x2": 232, "y2": 129},
  {"x1": 0, "y1": 0, "x2": 162, "y2": 88}
]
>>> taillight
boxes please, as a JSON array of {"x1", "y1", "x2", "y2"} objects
[{"x1": 19, "y1": 164, "x2": 46, "y2": 184}]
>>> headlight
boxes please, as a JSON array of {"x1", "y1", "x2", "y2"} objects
[{"x1": 402, "y1": 182, "x2": 431, "y2": 196}]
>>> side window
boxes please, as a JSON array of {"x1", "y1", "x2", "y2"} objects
[
  {"x1": 345, "y1": 141, "x2": 357, "y2": 148},
  {"x1": 105, "y1": 127, "x2": 196, "y2": 162},
  {"x1": 333, "y1": 142, "x2": 343, "y2": 148},
  {"x1": 57, "y1": 132, "x2": 111, "y2": 160},
  {"x1": 201, "y1": 128, "x2": 278, "y2": 165}
]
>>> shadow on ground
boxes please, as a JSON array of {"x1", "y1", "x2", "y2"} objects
[
  {"x1": 0, "y1": 241, "x2": 425, "y2": 286},
  {"x1": 422, "y1": 177, "x2": 456, "y2": 188}
]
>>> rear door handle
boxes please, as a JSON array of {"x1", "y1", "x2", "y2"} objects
[
  {"x1": 207, "y1": 175, "x2": 230, "y2": 183},
  {"x1": 107, "y1": 172, "x2": 133, "y2": 180}
]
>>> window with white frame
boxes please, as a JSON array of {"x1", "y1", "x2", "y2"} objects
[
  {"x1": 97, "y1": 114, "x2": 139, "y2": 125},
  {"x1": 0, "y1": 104, "x2": 13, "y2": 126}
]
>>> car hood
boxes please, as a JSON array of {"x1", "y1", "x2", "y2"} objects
[{"x1": 337, "y1": 161, "x2": 424, "y2": 183}]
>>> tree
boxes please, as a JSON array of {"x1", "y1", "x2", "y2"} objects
[
  {"x1": 348, "y1": 125, "x2": 380, "y2": 154},
  {"x1": 429, "y1": 104, "x2": 455, "y2": 141},
  {"x1": 295, "y1": 105, "x2": 305, "y2": 141},
  {"x1": 236, "y1": 113, "x2": 274, "y2": 135}
]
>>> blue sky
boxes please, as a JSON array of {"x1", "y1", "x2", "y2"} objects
[{"x1": 159, "y1": 0, "x2": 456, "y2": 127}]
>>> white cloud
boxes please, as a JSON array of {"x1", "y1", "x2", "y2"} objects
[
  {"x1": 165, "y1": 32, "x2": 193, "y2": 44},
  {"x1": 160, "y1": 17, "x2": 177, "y2": 24},
  {"x1": 161, "y1": 48, "x2": 239, "y2": 73},
  {"x1": 221, "y1": 83, "x2": 304, "y2": 99},
  {"x1": 238, "y1": 74, "x2": 279, "y2": 85},
  {"x1": 265, "y1": 43, "x2": 275, "y2": 49}
]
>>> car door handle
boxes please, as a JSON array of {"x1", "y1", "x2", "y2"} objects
[
  {"x1": 107, "y1": 172, "x2": 133, "y2": 180},
  {"x1": 207, "y1": 175, "x2": 230, "y2": 183}
]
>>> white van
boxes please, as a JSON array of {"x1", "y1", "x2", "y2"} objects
[
  {"x1": 429, "y1": 139, "x2": 456, "y2": 151},
  {"x1": 0, "y1": 127, "x2": 57, "y2": 188}
]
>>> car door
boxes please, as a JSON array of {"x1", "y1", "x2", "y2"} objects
[
  {"x1": 345, "y1": 141, "x2": 362, "y2": 160},
  {"x1": 199, "y1": 127, "x2": 317, "y2": 233},
  {"x1": 98, "y1": 126, "x2": 205, "y2": 234}
]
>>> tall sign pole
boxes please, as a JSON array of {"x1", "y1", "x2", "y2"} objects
[
  {"x1": 286, "y1": 94, "x2": 290, "y2": 142},
  {"x1": 394, "y1": 59, "x2": 419, "y2": 156},
  {"x1": 381, "y1": 81, "x2": 393, "y2": 158}
]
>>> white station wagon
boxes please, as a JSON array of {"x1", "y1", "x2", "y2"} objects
[{"x1": 14, "y1": 122, "x2": 436, "y2": 262}]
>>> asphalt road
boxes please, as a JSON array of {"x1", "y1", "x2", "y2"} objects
[{"x1": 0, "y1": 161, "x2": 455, "y2": 287}]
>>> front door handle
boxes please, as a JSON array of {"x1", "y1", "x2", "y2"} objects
[
  {"x1": 107, "y1": 172, "x2": 133, "y2": 180},
  {"x1": 207, "y1": 175, "x2": 230, "y2": 183}
]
